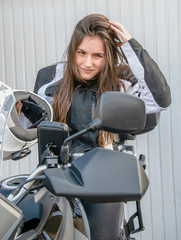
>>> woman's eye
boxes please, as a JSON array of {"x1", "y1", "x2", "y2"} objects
[
  {"x1": 94, "y1": 54, "x2": 104, "y2": 59},
  {"x1": 77, "y1": 50, "x2": 85, "y2": 55}
]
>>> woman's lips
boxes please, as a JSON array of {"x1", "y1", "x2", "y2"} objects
[{"x1": 81, "y1": 68, "x2": 94, "y2": 73}]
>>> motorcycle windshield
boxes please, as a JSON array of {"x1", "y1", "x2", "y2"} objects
[{"x1": 0, "y1": 82, "x2": 15, "y2": 174}]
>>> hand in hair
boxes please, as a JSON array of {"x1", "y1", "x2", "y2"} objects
[{"x1": 109, "y1": 21, "x2": 132, "y2": 46}]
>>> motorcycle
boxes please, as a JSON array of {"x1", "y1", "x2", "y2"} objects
[{"x1": 0, "y1": 81, "x2": 159, "y2": 240}]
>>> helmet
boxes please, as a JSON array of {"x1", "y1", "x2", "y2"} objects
[{"x1": 3, "y1": 90, "x2": 53, "y2": 160}]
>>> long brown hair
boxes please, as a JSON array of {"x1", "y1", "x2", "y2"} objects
[{"x1": 52, "y1": 14, "x2": 129, "y2": 146}]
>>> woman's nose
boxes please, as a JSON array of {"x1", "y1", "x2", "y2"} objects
[{"x1": 84, "y1": 56, "x2": 92, "y2": 67}]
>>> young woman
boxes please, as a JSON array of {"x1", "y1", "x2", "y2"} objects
[
  {"x1": 35, "y1": 13, "x2": 170, "y2": 151},
  {"x1": 34, "y1": 14, "x2": 171, "y2": 239}
]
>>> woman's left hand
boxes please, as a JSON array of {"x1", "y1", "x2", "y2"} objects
[{"x1": 109, "y1": 21, "x2": 132, "y2": 46}]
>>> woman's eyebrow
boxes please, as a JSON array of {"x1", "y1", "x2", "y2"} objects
[
  {"x1": 77, "y1": 48, "x2": 105, "y2": 55},
  {"x1": 95, "y1": 52, "x2": 105, "y2": 56}
]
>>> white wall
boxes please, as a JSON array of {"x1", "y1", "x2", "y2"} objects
[{"x1": 0, "y1": 0, "x2": 180, "y2": 239}]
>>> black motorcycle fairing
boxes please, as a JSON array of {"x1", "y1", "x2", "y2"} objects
[
  {"x1": 15, "y1": 188, "x2": 90, "y2": 240},
  {"x1": 44, "y1": 147, "x2": 149, "y2": 203}
]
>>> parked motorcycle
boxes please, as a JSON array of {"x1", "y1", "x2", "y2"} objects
[{"x1": 0, "y1": 81, "x2": 158, "y2": 240}]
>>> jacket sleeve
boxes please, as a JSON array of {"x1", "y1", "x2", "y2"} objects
[
  {"x1": 121, "y1": 38, "x2": 171, "y2": 114},
  {"x1": 34, "y1": 62, "x2": 66, "y2": 104},
  {"x1": 34, "y1": 64, "x2": 57, "y2": 94}
]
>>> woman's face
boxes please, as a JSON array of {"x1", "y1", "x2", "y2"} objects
[{"x1": 75, "y1": 35, "x2": 105, "y2": 80}]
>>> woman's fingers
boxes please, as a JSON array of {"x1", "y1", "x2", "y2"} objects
[
  {"x1": 16, "y1": 101, "x2": 23, "y2": 116},
  {"x1": 109, "y1": 21, "x2": 132, "y2": 43}
]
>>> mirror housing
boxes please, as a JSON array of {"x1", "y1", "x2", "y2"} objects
[{"x1": 92, "y1": 92, "x2": 146, "y2": 134}]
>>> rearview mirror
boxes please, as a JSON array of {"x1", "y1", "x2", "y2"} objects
[
  {"x1": 93, "y1": 92, "x2": 146, "y2": 134},
  {"x1": 60, "y1": 91, "x2": 147, "y2": 164}
]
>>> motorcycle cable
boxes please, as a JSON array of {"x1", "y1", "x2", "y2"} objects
[{"x1": 60, "y1": 118, "x2": 101, "y2": 165}]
